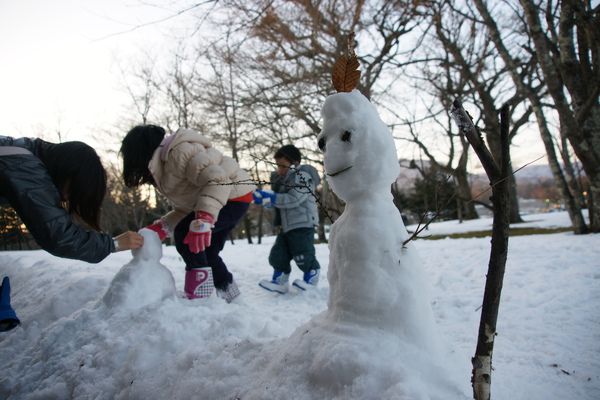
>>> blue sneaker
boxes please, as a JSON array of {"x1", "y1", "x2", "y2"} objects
[
  {"x1": 293, "y1": 270, "x2": 320, "y2": 291},
  {"x1": 259, "y1": 270, "x2": 290, "y2": 294}
]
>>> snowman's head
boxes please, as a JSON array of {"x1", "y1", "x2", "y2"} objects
[{"x1": 317, "y1": 90, "x2": 399, "y2": 201}]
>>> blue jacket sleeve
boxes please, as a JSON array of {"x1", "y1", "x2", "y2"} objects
[{"x1": 0, "y1": 152, "x2": 113, "y2": 263}]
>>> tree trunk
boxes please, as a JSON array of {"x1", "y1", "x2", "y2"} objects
[
  {"x1": 484, "y1": 130, "x2": 523, "y2": 224},
  {"x1": 534, "y1": 104, "x2": 589, "y2": 234},
  {"x1": 244, "y1": 215, "x2": 253, "y2": 244},
  {"x1": 560, "y1": 134, "x2": 586, "y2": 210},
  {"x1": 454, "y1": 167, "x2": 479, "y2": 220},
  {"x1": 257, "y1": 206, "x2": 263, "y2": 245},
  {"x1": 507, "y1": 169, "x2": 523, "y2": 223},
  {"x1": 318, "y1": 176, "x2": 330, "y2": 242}
]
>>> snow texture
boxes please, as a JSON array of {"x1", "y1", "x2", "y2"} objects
[{"x1": 0, "y1": 212, "x2": 598, "y2": 399}]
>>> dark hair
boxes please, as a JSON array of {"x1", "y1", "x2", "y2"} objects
[
  {"x1": 37, "y1": 139, "x2": 107, "y2": 231},
  {"x1": 120, "y1": 125, "x2": 166, "y2": 187},
  {"x1": 275, "y1": 145, "x2": 301, "y2": 164}
]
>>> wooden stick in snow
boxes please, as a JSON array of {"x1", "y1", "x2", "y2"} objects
[{"x1": 451, "y1": 99, "x2": 512, "y2": 400}]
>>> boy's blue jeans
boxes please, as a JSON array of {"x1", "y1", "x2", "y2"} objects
[
  {"x1": 174, "y1": 201, "x2": 250, "y2": 290},
  {"x1": 268, "y1": 227, "x2": 320, "y2": 274}
]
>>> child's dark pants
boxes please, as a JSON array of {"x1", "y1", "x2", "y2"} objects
[{"x1": 174, "y1": 201, "x2": 250, "y2": 290}]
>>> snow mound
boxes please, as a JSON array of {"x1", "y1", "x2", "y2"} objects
[
  {"x1": 246, "y1": 312, "x2": 465, "y2": 400},
  {"x1": 0, "y1": 212, "x2": 596, "y2": 399},
  {"x1": 101, "y1": 229, "x2": 175, "y2": 310}
]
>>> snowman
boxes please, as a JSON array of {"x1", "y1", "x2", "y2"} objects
[
  {"x1": 247, "y1": 49, "x2": 465, "y2": 399},
  {"x1": 316, "y1": 89, "x2": 440, "y2": 349}
]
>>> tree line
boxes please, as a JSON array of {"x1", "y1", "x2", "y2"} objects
[
  {"x1": 1, "y1": 0, "x2": 597, "y2": 251},
  {"x1": 115, "y1": 0, "x2": 597, "y2": 232}
]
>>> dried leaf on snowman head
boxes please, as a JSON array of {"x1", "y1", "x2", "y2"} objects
[{"x1": 332, "y1": 33, "x2": 361, "y2": 93}]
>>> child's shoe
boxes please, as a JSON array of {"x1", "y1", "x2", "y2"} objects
[
  {"x1": 293, "y1": 269, "x2": 320, "y2": 291},
  {"x1": 259, "y1": 270, "x2": 290, "y2": 294},
  {"x1": 217, "y1": 280, "x2": 241, "y2": 303},
  {"x1": 183, "y1": 267, "x2": 214, "y2": 299}
]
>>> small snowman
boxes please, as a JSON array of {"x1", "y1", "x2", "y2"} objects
[{"x1": 102, "y1": 229, "x2": 176, "y2": 311}]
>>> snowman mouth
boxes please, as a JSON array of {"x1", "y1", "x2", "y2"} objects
[{"x1": 327, "y1": 165, "x2": 353, "y2": 177}]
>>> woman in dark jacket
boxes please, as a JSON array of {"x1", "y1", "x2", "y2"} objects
[{"x1": 0, "y1": 136, "x2": 142, "y2": 263}]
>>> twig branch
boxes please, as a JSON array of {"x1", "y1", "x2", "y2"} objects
[
  {"x1": 451, "y1": 99, "x2": 500, "y2": 181},
  {"x1": 403, "y1": 173, "x2": 455, "y2": 246},
  {"x1": 452, "y1": 99, "x2": 512, "y2": 400}
]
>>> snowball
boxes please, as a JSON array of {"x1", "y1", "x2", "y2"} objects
[{"x1": 132, "y1": 228, "x2": 163, "y2": 261}]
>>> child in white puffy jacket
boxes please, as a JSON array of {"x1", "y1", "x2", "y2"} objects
[{"x1": 121, "y1": 125, "x2": 255, "y2": 303}]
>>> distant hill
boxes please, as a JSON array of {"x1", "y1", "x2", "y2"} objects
[
  {"x1": 394, "y1": 160, "x2": 586, "y2": 200},
  {"x1": 513, "y1": 164, "x2": 555, "y2": 182},
  {"x1": 395, "y1": 159, "x2": 582, "y2": 188}
]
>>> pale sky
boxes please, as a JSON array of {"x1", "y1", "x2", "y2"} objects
[{"x1": 0, "y1": 0, "x2": 175, "y2": 145}]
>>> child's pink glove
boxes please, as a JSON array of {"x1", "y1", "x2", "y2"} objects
[
  {"x1": 183, "y1": 212, "x2": 214, "y2": 253},
  {"x1": 145, "y1": 220, "x2": 170, "y2": 241}
]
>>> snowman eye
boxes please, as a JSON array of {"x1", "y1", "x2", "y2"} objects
[
  {"x1": 318, "y1": 137, "x2": 326, "y2": 152},
  {"x1": 341, "y1": 131, "x2": 352, "y2": 142}
]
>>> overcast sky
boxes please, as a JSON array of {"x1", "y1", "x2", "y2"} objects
[{"x1": 0, "y1": 0, "x2": 178, "y2": 144}]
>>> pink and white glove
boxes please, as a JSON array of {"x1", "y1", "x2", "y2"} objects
[
  {"x1": 145, "y1": 220, "x2": 170, "y2": 241},
  {"x1": 183, "y1": 211, "x2": 214, "y2": 254}
]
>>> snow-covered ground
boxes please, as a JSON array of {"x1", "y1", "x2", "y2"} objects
[{"x1": 0, "y1": 211, "x2": 598, "y2": 399}]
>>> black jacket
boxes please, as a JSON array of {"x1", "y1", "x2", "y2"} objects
[{"x1": 0, "y1": 136, "x2": 113, "y2": 263}]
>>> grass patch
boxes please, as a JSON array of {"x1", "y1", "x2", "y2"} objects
[{"x1": 414, "y1": 226, "x2": 573, "y2": 240}]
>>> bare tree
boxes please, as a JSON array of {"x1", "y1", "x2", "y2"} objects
[
  {"x1": 418, "y1": 0, "x2": 540, "y2": 223},
  {"x1": 394, "y1": 62, "x2": 480, "y2": 220},
  {"x1": 215, "y1": 0, "x2": 435, "y2": 230},
  {"x1": 471, "y1": 0, "x2": 589, "y2": 234},
  {"x1": 116, "y1": 50, "x2": 161, "y2": 126},
  {"x1": 518, "y1": 0, "x2": 600, "y2": 232}
]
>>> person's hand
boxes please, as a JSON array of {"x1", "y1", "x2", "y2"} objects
[
  {"x1": 115, "y1": 231, "x2": 144, "y2": 251},
  {"x1": 183, "y1": 212, "x2": 214, "y2": 253},
  {"x1": 252, "y1": 190, "x2": 264, "y2": 206},
  {"x1": 253, "y1": 189, "x2": 277, "y2": 208},
  {"x1": 144, "y1": 220, "x2": 170, "y2": 241}
]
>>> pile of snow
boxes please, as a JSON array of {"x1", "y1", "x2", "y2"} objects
[
  {"x1": 406, "y1": 208, "x2": 576, "y2": 236},
  {"x1": 0, "y1": 211, "x2": 598, "y2": 399}
]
